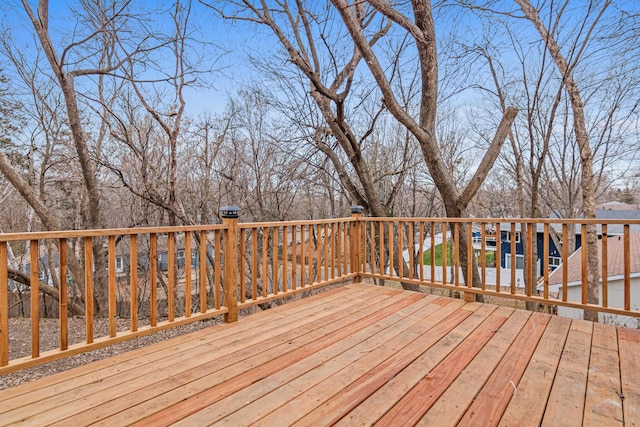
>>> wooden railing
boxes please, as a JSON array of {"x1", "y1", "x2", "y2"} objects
[
  {"x1": 236, "y1": 218, "x2": 358, "y2": 310},
  {"x1": 0, "y1": 216, "x2": 358, "y2": 373},
  {"x1": 357, "y1": 217, "x2": 640, "y2": 324},
  {"x1": 1, "y1": 213, "x2": 639, "y2": 373}
]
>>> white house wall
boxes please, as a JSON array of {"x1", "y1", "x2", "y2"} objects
[{"x1": 556, "y1": 276, "x2": 640, "y2": 328}]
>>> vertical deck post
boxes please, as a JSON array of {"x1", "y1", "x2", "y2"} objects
[
  {"x1": 220, "y1": 206, "x2": 241, "y2": 323},
  {"x1": 350, "y1": 206, "x2": 364, "y2": 283}
]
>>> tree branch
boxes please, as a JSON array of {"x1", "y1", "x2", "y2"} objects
[
  {"x1": 457, "y1": 106, "x2": 519, "y2": 210},
  {"x1": 8, "y1": 268, "x2": 85, "y2": 316}
]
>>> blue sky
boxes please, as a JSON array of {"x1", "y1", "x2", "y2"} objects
[{"x1": 1, "y1": 0, "x2": 258, "y2": 114}]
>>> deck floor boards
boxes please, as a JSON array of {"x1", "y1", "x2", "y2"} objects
[{"x1": 1, "y1": 283, "x2": 639, "y2": 426}]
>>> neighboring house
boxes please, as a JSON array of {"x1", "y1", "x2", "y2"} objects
[
  {"x1": 541, "y1": 232, "x2": 640, "y2": 327},
  {"x1": 24, "y1": 252, "x2": 60, "y2": 287},
  {"x1": 593, "y1": 209, "x2": 640, "y2": 235},
  {"x1": 500, "y1": 209, "x2": 640, "y2": 278},
  {"x1": 21, "y1": 244, "x2": 212, "y2": 283},
  {"x1": 157, "y1": 245, "x2": 214, "y2": 271},
  {"x1": 114, "y1": 242, "x2": 216, "y2": 272},
  {"x1": 498, "y1": 223, "x2": 579, "y2": 277}
]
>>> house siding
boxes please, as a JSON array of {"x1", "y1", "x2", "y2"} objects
[
  {"x1": 499, "y1": 230, "x2": 581, "y2": 277},
  {"x1": 556, "y1": 276, "x2": 640, "y2": 328}
]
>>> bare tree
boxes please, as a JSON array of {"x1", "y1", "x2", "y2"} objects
[
  {"x1": 331, "y1": 0, "x2": 517, "y2": 298},
  {"x1": 206, "y1": 1, "x2": 397, "y2": 218},
  {"x1": 513, "y1": 0, "x2": 610, "y2": 321},
  {"x1": 0, "y1": 1, "x2": 188, "y2": 314},
  {"x1": 206, "y1": 1, "x2": 429, "y2": 290}
]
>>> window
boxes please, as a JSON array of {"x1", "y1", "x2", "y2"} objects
[
  {"x1": 548, "y1": 257, "x2": 562, "y2": 269},
  {"x1": 505, "y1": 231, "x2": 521, "y2": 243},
  {"x1": 116, "y1": 256, "x2": 124, "y2": 272},
  {"x1": 177, "y1": 249, "x2": 185, "y2": 259},
  {"x1": 505, "y1": 254, "x2": 525, "y2": 269}
]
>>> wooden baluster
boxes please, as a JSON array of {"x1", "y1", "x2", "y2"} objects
[
  {"x1": 215, "y1": 230, "x2": 221, "y2": 309},
  {"x1": 419, "y1": 222, "x2": 424, "y2": 282},
  {"x1": 379, "y1": 221, "x2": 384, "y2": 277},
  {"x1": 369, "y1": 221, "x2": 374, "y2": 276},
  {"x1": 602, "y1": 225, "x2": 608, "y2": 308},
  {"x1": 200, "y1": 230, "x2": 207, "y2": 313},
  {"x1": 292, "y1": 226, "x2": 297, "y2": 289},
  {"x1": 581, "y1": 224, "x2": 587, "y2": 305},
  {"x1": 324, "y1": 223, "x2": 329, "y2": 282},
  {"x1": 317, "y1": 224, "x2": 323, "y2": 283},
  {"x1": 495, "y1": 223, "x2": 500, "y2": 293},
  {"x1": 442, "y1": 222, "x2": 447, "y2": 285},
  {"x1": 624, "y1": 224, "x2": 631, "y2": 311},
  {"x1": 184, "y1": 232, "x2": 191, "y2": 317},
  {"x1": 30, "y1": 240, "x2": 40, "y2": 356},
  {"x1": 511, "y1": 223, "x2": 517, "y2": 295},
  {"x1": 431, "y1": 222, "x2": 436, "y2": 283},
  {"x1": 388, "y1": 222, "x2": 394, "y2": 278},
  {"x1": 272, "y1": 227, "x2": 279, "y2": 295},
  {"x1": 130, "y1": 235, "x2": 138, "y2": 331},
  {"x1": 283, "y1": 227, "x2": 289, "y2": 292},
  {"x1": 262, "y1": 228, "x2": 269, "y2": 296},
  {"x1": 526, "y1": 223, "x2": 533, "y2": 297},
  {"x1": 300, "y1": 226, "x2": 306, "y2": 287},
  {"x1": 252, "y1": 228, "x2": 258, "y2": 299},
  {"x1": 309, "y1": 225, "x2": 314, "y2": 285},
  {"x1": 108, "y1": 235, "x2": 117, "y2": 337},
  {"x1": 240, "y1": 228, "x2": 246, "y2": 302},
  {"x1": 467, "y1": 223, "x2": 473, "y2": 291},
  {"x1": 331, "y1": 223, "x2": 337, "y2": 280},
  {"x1": 150, "y1": 233, "x2": 157, "y2": 326},
  {"x1": 543, "y1": 224, "x2": 549, "y2": 300},
  {"x1": 398, "y1": 221, "x2": 403, "y2": 278},
  {"x1": 408, "y1": 222, "x2": 414, "y2": 280},
  {"x1": 0, "y1": 242, "x2": 8, "y2": 366},
  {"x1": 453, "y1": 223, "x2": 459, "y2": 287},
  {"x1": 336, "y1": 223, "x2": 342, "y2": 278},
  {"x1": 167, "y1": 232, "x2": 175, "y2": 322},
  {"x1": 59, "y1": 238, "x2": 68, "y2": 350},
  {"x1": 562, "y1": 224, "x2": 568, "y2": 302},
  {"x1": 344, "y1": 222, "x2": 349, "y2": 277},
  {"x1": 84, "y1": 237, "x2": 94, "y2": 344},
  {"x1": 480, "y1": 222, "x2": 485, "y2": 290}
]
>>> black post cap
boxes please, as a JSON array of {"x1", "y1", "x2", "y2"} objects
[
  {"x1": 219, "y1": 205, "x2": 241, "y2": 218},
  {"x1": 350, "y1": 205, "x2": 364, "y2": 214}
]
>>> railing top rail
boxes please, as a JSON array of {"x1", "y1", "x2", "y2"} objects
[
  {"x1": 362, "y1": 216, "x2": 640, "y2": 225},
  {"x1": 3, "y1": 215, "x2": 639, "y2": 242},
  {"x1": 239, "y1": 218, "x2": 356, "y2": 229},
  {"x1": 0, "y1": 224, "x2": 228, "y2": 242}
]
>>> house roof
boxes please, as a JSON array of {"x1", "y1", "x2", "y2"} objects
[
  {"x1": 595, "y1": 209, "x2": 640, "y2": 220},
  {"x1": 547, "y1": 232, "x2": 640, "y2": 286},
  {"x1": 498, "y1": 210, "x2": 640, "y2": 236},
  {"x1": 596, "y1": 201, "x2": 638, "y2": 210}
]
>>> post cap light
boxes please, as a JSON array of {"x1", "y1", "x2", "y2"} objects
[
  {"x1": 350, "y1": 205, "x2": 364, "y2": 215},
  {"x1": 219, "y1": 205, "x2": 241, "y2": 218}
]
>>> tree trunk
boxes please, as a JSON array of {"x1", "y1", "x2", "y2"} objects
[
  {"x1": 332, "y1": 0, "x2": 518, "y2": 300},
  {"x1": 9, "y1": 268, "x2": 85, "y2": 316},
  {"x1": 21, "y1": 0, "x2": 108, "y2": 315},
  {"x1": 514, "y1": 0, "x2": 603, "y2": 322}
]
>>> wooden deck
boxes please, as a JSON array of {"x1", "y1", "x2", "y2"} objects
[{"x1": 1, "y1": 283, "x2": 639, "y2": 426}]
